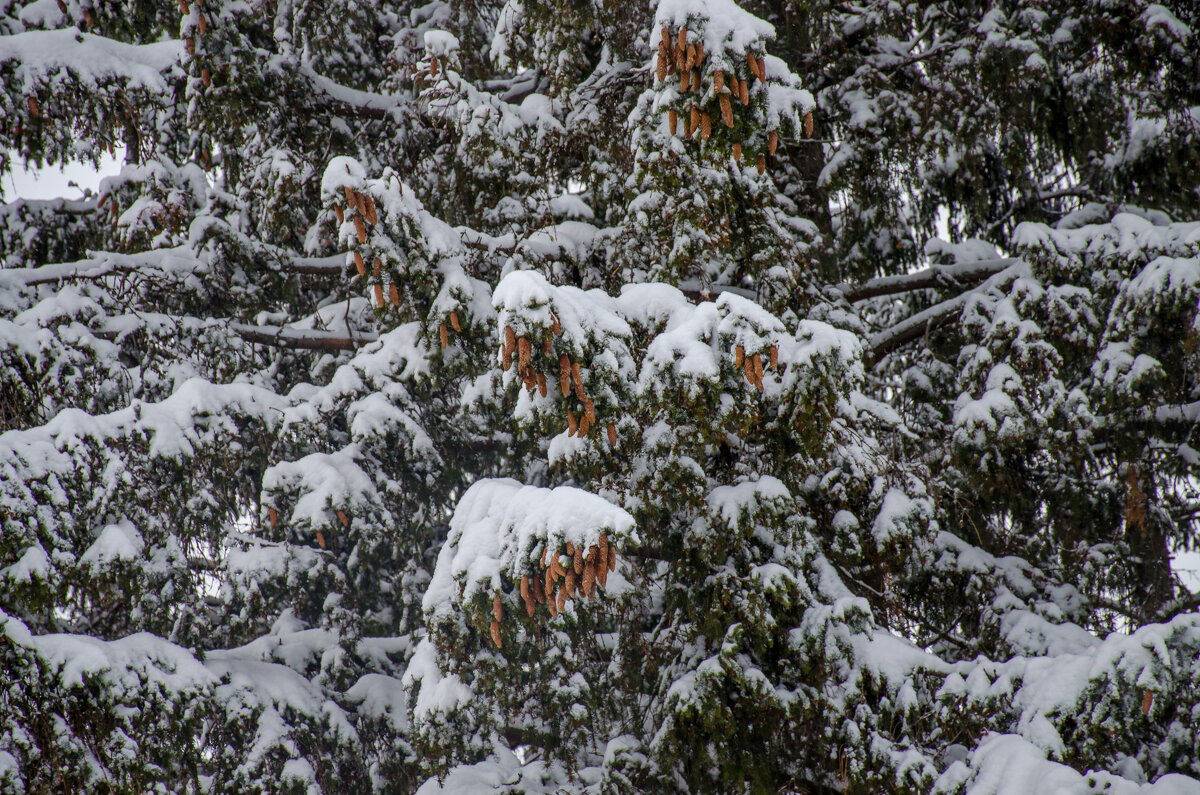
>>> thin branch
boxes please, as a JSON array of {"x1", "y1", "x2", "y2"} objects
[
  {"x1": 87, "y1": 317, "x2": 377, "y2": 352},
  {"x1": 867, "y1": 260, "x2": 1024, "y2": 360},
  {"x1": 230, "y1": 323, "x2": 377, "y2": 351},
  {"x1": 868, "y1": 291, "x2": 973, "y2": 360},
  {"x1": 2, "y1": 252, "x2": 347, "y2": 288},
  {"x1": 840, "y1": 258, "x2": 1016, "y2": 303}
]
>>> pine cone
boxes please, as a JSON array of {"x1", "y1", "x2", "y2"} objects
[
  {"x1": 769, "y1": 345, "x2": 778, "y2": 369},
  {"x1": 804, "y1": 111, "x2": 814, "y2": 138},
  {"x1": 574, "y1": 547, "x2": 583, "y2": 575},
  {"x1": 735, "y1": 344, "x2": 744, "y2": 368},
  {"x1": 439, "y1": 323, "x2": 449, "y2": 348},
  {"x1": 389, "y1": 283, "x2": 400, "y2": 307},
  {"x1": 518, "y1": 336, "x2": 531, "y2": 370},
  {"x1": 450, "y1": 311, "x2": 461, "y2": 332},
  {"x1": 268, "y1": 507, "x2": 278, "y2": 528},
  {"x1": 733, "y1": 142, "x2": 742, "y2": 162},
  {"x1": 571, "y1": 361, "x2": 585, "y2": 400},
  {"x1": 756, "y1": 154, "x2": 766, "y2": 175},
  {"x1": 568, "y1": 409, "x2": 578, "y2": 436},
  {"x1": 739, "y1": 78, "x2": 749, "y2": 106},
  {"x1": 374, "y1": 283, "x2": 385, "y2": 307},
  {"x1": 354, "y1": 251, "x2": 365, "y2": 277},
  {"x1": 669, "y1": 108, "x2": 678, "y2": 136},
  {"x1": 354, "y1": 216, "x2": 367, "y2": 244},
  {"x1": 537, "y1": 372, "x2": 547, "y2": 397},
  {"x1": 607, "y1": 422, "x2": 617, "y2": 446},
  {"x1": 720, "y1": 94, "x2": 733, "y2": 128},
  {"x1": 582, "y1": 561, "x2": 596, "y2": 597},
  {"x1": 769, "y1": 130, "x2": 778, "y2": 155},
  {"x1": 373, "y1": 257, "x2": 381, "y2": 278},
  {"x1": 560, "y1": 355, "x2": 571, "y2": 396},
  {"x1": 490, "y1": 619, "x2": 502, "y2": 648},
  {"x1": 700, "y1": 111, "x2": 711, "y2": 140}
]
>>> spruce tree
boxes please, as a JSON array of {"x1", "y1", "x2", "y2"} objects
[{"x1": 2, "y1": 0, "x2": 1199, "y2": 793}]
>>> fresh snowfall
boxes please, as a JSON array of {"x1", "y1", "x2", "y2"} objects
[{"x1": 1, "y1": 0, "x2": 1199, "y2": 793}]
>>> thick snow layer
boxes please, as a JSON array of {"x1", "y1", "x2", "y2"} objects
[
  {"x1": 937, "y1": 733, "x2": 1200, "y2": 795},
  {"x1": 653, "y1": 0, "x2": 775, "y2": 54},
  {"x1": 0, "y1": 30, "x2": 183, "y2": 93},
  {"x1": 80, "y1": 518, "x2": 145, "y2": 567},
  {"x1": 263, "y1": 445, "x2": 379, "y2": 528},
  {"x1": 423, "y1": 479, "x2": 638, "y2": 616}
]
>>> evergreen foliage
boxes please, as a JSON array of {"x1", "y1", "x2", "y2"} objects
[{"x1": 1, "y1": 0, "x2": 1199, "y2": 792}]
